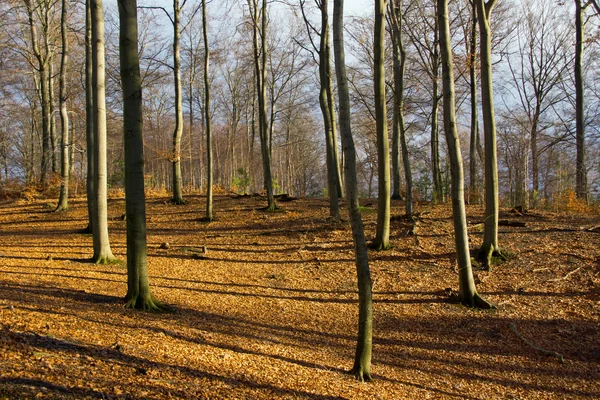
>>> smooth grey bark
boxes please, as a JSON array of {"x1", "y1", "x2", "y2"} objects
[
  {"x1": 91, "y1": 0, "x2": 116, "y2": 264},
  {"x1": 372, "y1": 0, "x2": 391, "y2": 250},
  {"x1": 299, "y1": 0, "x2": 339, "y2": 219},
  {"x1": 202, "y1": 0, "x2": 213, "y2": 220},
  {"x1": 248, "y1": 0, "x2": 277, "y2": 210},
  {"x1": 468, "y1": 0, "x2": 481, "y2": 204},
  {"x1": 319, "y1": 0, "x2": 340, "y2": 218},
  {"x1": 438, "y1": 0, "x2": 492, "y2": 309},
  {"x1": 431, "y1": 6, "x2": 442, "y2": 204},
  {"x1": 476, "y1": 0, "x2": 500, "y2": 267},
  {"x1": 85, "y1": 0, "x2": 95, "y2": 233},
  {"x1": 390, "y1": 0, "x2": 402, "y2": 206},
  {"x1": 24, "y1": 0, "x2": 51, "y2": 184},
  {"x1": 333, "y1": 0, "x2": 373, "y2": 382},
  {"x1": 389, "y1": 0, "x2": 412, "y2": 215},
  {"x1": 171, "y1": 0, "x2": 185, "y2": 204},
  {"x1": 575, "y1": 0, "x2": 587, "y2": 200},
  {"x1": 118, "y1": 0, "x2": 163, "y2": 311},
  {"x1": 48, "y1": 52, "x2": 57, "y2": 175},
  {"x1": 56, "y1": 0, "x2": 70, "y2": 211}
]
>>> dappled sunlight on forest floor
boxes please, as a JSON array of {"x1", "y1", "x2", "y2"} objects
[{"x1": 0, "y1": 194, "x2": 599, "y2": 399}]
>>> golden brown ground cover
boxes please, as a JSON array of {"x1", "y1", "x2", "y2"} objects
[{"x1": 0, "y1": 194, "x2": 599, "y2": 399}]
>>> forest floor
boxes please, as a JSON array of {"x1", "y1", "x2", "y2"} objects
[{"x1": 0, "y1": 193, "x2": 599, "y2": 399}]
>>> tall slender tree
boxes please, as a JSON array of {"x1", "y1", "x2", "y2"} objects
[
  {"x1": 171, "y1": 0, "x2": 185, "y2": 204},
  {"x1": 574, "y1": 0, "x2": 586, "y2": 200},
  {"x1": 467, "y1": 0, "x2": 481, "y2": 204},
  {"x1": 248, "y1": 0, "x2": 277, "y2": 211},
  {"x1": 389, "y1": 0, "x2": 412, "y2": 215},
  {"x1": 23, "y1": 0, "x2": 51, "y2": 184},
  {"x1": 333, "y1": 0, "x2": 373, "y2": 382},
  {"x1": 438, "y1": 0, "x2": 493, "y2": 308},
  {"x1": 91, "y1": 0, "x2": 116, "y2": 264},
  {"x1": 118, "y1": 0, "x2": 164, "y2": 310},
  {"x1": 202, "y1": 0, "x2": 213, "y2": 220},
  {"x1": 372, "y1": 0, "x2": 391, "y2": 250},
  {"x1": 403, "y1": 1, "x2": 442, "y2": 203},
  {"x1": 299, "y1": 0, "x2": 340, "y2": 219},
  {"x1": 574, "y1": 0, "x2": 600, "y2": 200},
  {"x1": 476, "y1": 0, "x2": 500, "y2": 267},
  {"x1": 56, "y1": 0, "x2": 70, "y2": 211},
  {"x1": 84, "y1": 0, "x2": 95, "y2": 233}
]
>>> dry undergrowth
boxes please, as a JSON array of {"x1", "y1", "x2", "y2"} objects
[{"x1": 0, "y1": 194, "x2": 599, "y2": 399}]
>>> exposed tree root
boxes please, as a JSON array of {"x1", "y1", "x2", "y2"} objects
[
  {"x1": 54, "y1": 205, "x2": 68, "y2": 213},
  {"x1": 349, "y1": 366, "x2": 373, "y2": 383},
  {"x1": 369, "y1": 241, "x2": 391, "y2": 251},
  {"x1": 460, "y1": 292, "x2": 496, "y2": 309},
  {"x1": 477, "y1": 245, "x2": 509, "y2": 271},
  {"x1": 262, "y1": 204, "x2": 282, "y2": 212},
  {"x1": 325, "y1": 216, "x2": 342, "y2": 224},
  {"x1": 510, "y1": 323, "x2": 564, "y2": 363},
  {"x1": 169, "y1": 198, "x2": 186, "y2": 205},
  {"x1": 124, "y1": 295, "x2": 169, "y2": 312},
  {"x1": 92, "y1": 254, "x2": 118, "y2": 265},
  {"x1": 78, "y1": 225, "x2": 93, "y2": 234}
]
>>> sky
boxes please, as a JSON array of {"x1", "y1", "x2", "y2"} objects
[{"x1": 103, "y1": 0, "x2": 374, "y2": 17}]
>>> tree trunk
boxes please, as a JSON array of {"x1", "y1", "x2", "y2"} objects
[
  {"x1": 118, "y1": 0, "x2": 163, "y2": 311},
  {"x1": 313, "y1": 0, "x2": 340, "y2": 219},
  {"x1": 248, "y1": 0, "x2": 277, "y2": 210},
  {"x1": 530, "y1": 113, "x2": 539, "y2": 208},
  {"x1": 333, "y1": 0, "x2": 373, "y2": 382},
  {"x1": 438, "y1": 0, "x2": 492, "y2": 309},
  {"x1": 389, "y1": 0, "x2": 412, "y2": 215},
  {"x1": 373, "y1": 0, "x2": 391, "y2": 250},
  {"x1": 91, "y1": 0, "x2": 116, "y2": 264},
  {"x1": 24, "y1": 0, "x2": 51, "y2": 185},
  {"x1": 431, "y1": 11, "x2": 442, "y2": 204},
  {"x1": 468, "y1": 0, "x2": 480, "y2": 204},
  {"x1": 48, "y1": 53, "x2": 57, "y2": 175},
  {"x1": 56, "y1": 0, "x2": 70, "y2": 212},
  {"x1": 476, "y1": 0, "x2": 500, "y2": 267},
  {"x1": 202, "y1": 0, "x2": 213, "y2": 221},
  {"x1": 171, "y1": 0, "x2": 185, "y2": 204},
  {"x1": 326, "y1": 65, "x2": 343, "y2": 198},
  {"x1": 85, "y1": 0, "x2": 94, "y2": 234},
  {"x1": 574, "y1": 0, "x2": 587, "y2": 200}
]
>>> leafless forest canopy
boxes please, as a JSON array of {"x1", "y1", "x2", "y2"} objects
[{"x1": 0, "y1": 0, "x2": 599, "y2": 206}]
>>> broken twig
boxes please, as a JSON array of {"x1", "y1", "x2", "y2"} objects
[{"x1": 548, "y1": 267, "x2": 581, "y2": 282}]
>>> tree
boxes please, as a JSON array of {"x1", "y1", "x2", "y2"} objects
[
  {"x1": 575, "y1": 0, "x2": 586, "y2": 200},
  {"x1": 299, "y1": 0, "x2": 340, "y2": 219},
  {"x1": 438, "y1": 0, "x2": 492, "y2": 308},
  {"x1": 202, "y1": 0, "x2": 213, "y2": 220},
  {"x1": 372, "y1": 0, "x2": 391, "y2": 250},
  {"x1": 403, "y1": 0, "x2": 443, "y2": 203},
  {"x1": 574, "y1": 0, "x2": 600, "y2": 200},
  {"x1": 467, "y1": 0, "x2": 482, "y2": 204},
  {"x1": 56, "y1": 0, "x2": 70, "y2": 211},
  {"x1": 248, "y1": 0, "x2": 277, "y2": 211},
  {"x1": 91, "y1": 0, "x2": 116, "y2": 264},
  {"x1": 23, "y1": 0, "x2": 52, "y2": 185},
  {"x1": 171, "y1": 0, "x2": 186, "y2": 204},
  {"x1": 333, "y1": 0, "x2": 373, "y2": 382},
  {"x1": 475, "y1": 0, "x2": 500, "y2": 267},
  {"x1": 389, "y1": 0, "x2": 413, "y2": 215},
  {"x1": 505, "y1": 0, "x2": 571, "y2": 209},
  {"x1": 118, "y1": 0, "x2": 164, "y2": 311},
  {"x1": 85, "y1": 0, "x2": 95, "y2": 233}
]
